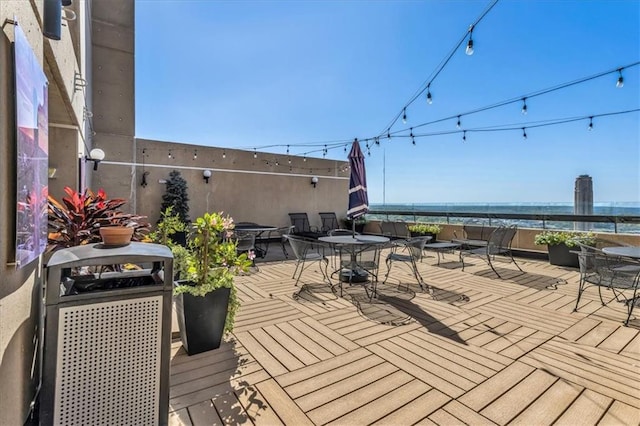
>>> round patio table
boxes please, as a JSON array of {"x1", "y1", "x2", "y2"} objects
[{"x1": 602, "y1": 246, "x2": 640, "y2": 259}]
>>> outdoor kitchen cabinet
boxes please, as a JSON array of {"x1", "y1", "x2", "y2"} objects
[{"x1": 40, "y1": 242, "x2": 173, "y2": 426}]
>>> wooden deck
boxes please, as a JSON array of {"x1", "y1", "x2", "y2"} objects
[{"x1": 168, "y1": 248, "x2": 640, "y2": 425}]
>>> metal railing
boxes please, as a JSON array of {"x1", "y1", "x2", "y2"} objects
[{"x1": 367, "y1": 209, "x2": 640, "y2": 234}]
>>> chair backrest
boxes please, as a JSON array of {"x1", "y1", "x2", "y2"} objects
[
  {"x1": 285, "y1": 235, "x2": 326, "y2": 260},
  {"x1": 404, "y1": 236, "x2": 430, "y2": 260},
  {"x1": 235, "y1": 232, "x2": 255, "y2": 253},
  {"x1": 381, "y1": 221, "x2": 410, "y2": 239},
  {"x1": 274, "y1": 225, "x2": 294, "y2": 241},
  {"x1": 486, "y1": 226, "x2": 510, "y2": 255},
  {"x1": 288, "y1": 213, "x2": 313, "y2": 234},
  {"x1": 319, "y1": 212, "x2": 340, "y2": 232}
]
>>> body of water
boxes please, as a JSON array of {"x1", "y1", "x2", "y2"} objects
[{"x1": 369, "y1": 202, "x2": 640, "y2": 234}]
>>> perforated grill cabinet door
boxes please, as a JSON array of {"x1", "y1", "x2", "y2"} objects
[{"x1": 54, "y1": 296, "x2": 163, "y2": 425}]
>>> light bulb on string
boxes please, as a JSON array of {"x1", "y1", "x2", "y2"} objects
[
  {"x1": 426, "y1": 84, "x2": 433, "y2": 104},
  {"x1": 303, "y1": 156, "x2": 307, "y2": 162},
  {"x1": 588, "y1": 116, "x2": 594, "y2": 131},
  {"x1": 193, "y1": 149, "x2": 197, "y2": 160},
  {"x1": 375, "y1": 137, "x2": 380, "y2": 146},
  {"x1": 462, "y1": 130, "x2": 466, "y2": 142},
  {"x1": 521, "y1": 98, "x2": 528, "y2": 115},
  {"x1": 465, "y1": 26, "x2": 474, "y2": 56},
  {"x1": 522, "y1": 128, "x2": 527, "y2": 140},
  {"x1": 402, "y1": 108, "x2": 407, "y2": 124},
  {"x1": 275, "y1": 159, "x2": 279, "y2": 166},
  {"x1": 168, "y1": 149, "x2": 172, "y2": 159},
  {"x1": 344, "y1": 145, "x2": 347, "y2": 153},
  {"x1": 288, "y1": 157, "x2": 291, "y2": 164},
  {"x1": 410, "y1": 128, "x2": 415, "y2": 145},
  {"x1": 253, "y1": 149, "x2": 257, "y2": 159},
  {"x1": 456, "y1": 115, "x2": 461, "y2": 129},
  {"x1": 222, "y1": 150, "x2": 226, "y2": 159},
  {"x1": 616, "y1": 69, "x2": 624, "y2": 88},
  {"x1": 286, "y1": 145, "x2": 289, "y2": 155},
  {"x1": 387, "y1": 130, "x2": 391, "y2": 140}
]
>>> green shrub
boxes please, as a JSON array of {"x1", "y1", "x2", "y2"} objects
[
  {"x1": 533, "y1": 231, "x2": 596, "y2": 248},
  {"x1": 408, "y1": 223, "x2": 441, "y2": 234}
]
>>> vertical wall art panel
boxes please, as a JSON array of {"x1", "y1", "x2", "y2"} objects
[{"x1": 14, "y1": 25, "x2": 49, "y2": 268}]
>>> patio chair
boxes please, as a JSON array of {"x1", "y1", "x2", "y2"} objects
[
  {"x1": 235, "y1": 232, "x2": 258, "y2": 270},
  {"x1": 382, "y1": 236, "x2": 431, "y2": 292},
  {"x1": 319, "y1": 212, "x2": 342, "y2": 233},
  {"x1": 459, "y1": 225, "x2": 524, "y2": 278},
  {"x1": 284, "y1": 235, "x2": 331, "y2": 287},
  {"x1": 264, "y1": 225, "x2": 294, "y2": 259},
  {"x1": 380, "y1": 220, "x2": 410, "y2": 240},
  {"x1": 573, "y1": 242, "x2": 640, "y2": 326},
  {"x1": 288, "y1": 212, "x2": 325, "y2": 239}
]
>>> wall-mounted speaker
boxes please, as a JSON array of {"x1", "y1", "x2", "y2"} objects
[{"x1": 43, "y1": 0, "x2": 62, "y2": 40}]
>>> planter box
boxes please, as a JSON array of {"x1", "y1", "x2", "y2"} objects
[
  {"x1": 174, "y1": 285, "x2": 230, "y2": 355},
  {"x1": 547, "y1": 243, "x2": 579, "y2": 267}
]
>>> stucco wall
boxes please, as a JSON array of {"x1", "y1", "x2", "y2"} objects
[
  {"x1": 96, "y1": 138, "x2": 351, "y2": 228},
  {"x1": 1, "y1": 0, "x2": 87, "y2": 423}
]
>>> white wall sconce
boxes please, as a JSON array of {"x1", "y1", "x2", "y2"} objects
[
  {"x1": 311, "y1": 176, "x2": 319, "y2": 188},
  {"x1": 85, "y1": 148, "x2": 105, "y2": 171},
  {"x1": 203, "y1": 169, "x2": 212, "y2": 184}
]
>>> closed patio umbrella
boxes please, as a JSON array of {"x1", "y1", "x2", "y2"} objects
[{"x1": 347, "y1": 139, "x2": 369, "y2": 236}]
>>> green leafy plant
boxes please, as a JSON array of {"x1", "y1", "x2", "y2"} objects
[
  {"x1": 149, "y1": 206, "x2": 187, "y2": 247},
  {"x1": 408, "y1": 223, "x2": 442, "y2": 235},
  {"x1": 47, "y1": 186, "x2": 150, "y2": 252},
  {"x1": 174, "y1": 212, "x2": 252, "y2": 333},
  {"x1": 534, "y1": 231, "x2": 596, "y2": 248}
]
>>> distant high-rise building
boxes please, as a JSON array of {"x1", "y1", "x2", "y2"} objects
[{"x1": 574, "y1": 175, "x2": 593, "y2": 231}]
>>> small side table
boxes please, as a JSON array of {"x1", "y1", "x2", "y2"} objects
[{"x1": 424, "y1": 242, "x2": 460, "y2": 265}]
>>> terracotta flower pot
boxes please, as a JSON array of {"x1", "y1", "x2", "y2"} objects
[{"x1": 99, "y1": 226, "x2": 133, "y2": 246}]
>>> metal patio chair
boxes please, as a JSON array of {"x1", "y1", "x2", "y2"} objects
[
  {"x1": 459, "y1": 225, "x2": 524, "y2": 278},
  {"x1": 288, "y1": 212, "x2": 324, "y2": 239},
  {"x1": 382, "y1": 236, "x2": 431, "y2": 292},
  {"x1": 573, "y1": 242, "x2": 640, "y2": 326},
  {"x1": 284, "y1": 235, "x2": 331, "y2": 288},
  {"x1": 319, "y1": 212, "x2": 342, "y2": 233}
]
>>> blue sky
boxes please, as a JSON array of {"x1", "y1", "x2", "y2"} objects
[{"x1": 135, "y1": 0, "x2": 639, "y2": 204}]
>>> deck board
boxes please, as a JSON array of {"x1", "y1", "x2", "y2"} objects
[{"x1": 170, "y1": 254, "x2": 640, "y2": 424}]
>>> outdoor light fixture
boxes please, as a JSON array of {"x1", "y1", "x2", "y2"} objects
[
  {"x1": 465, "y1": 25, "x2": 474, "y2": 56},
  {"x1": 616, "y1": 69, "x2": 624, "y2": 88},
  {"x1": 521, "y1": 98, "x2": 528, "y2": 115},
  {"x1": 588, "y1": 116, "x2": 594, "y2": 131},
  {"x1": 426, "y1": 84, "x2": 433, "y2": 104},
  {"x1": 203, "y1": 169, "x2": 212, "y2": 184},
  {"x1": 43, "y1": 0, "x2": 62, "y2": 40},
  {"x1": 402, "y1": 108, "x2": 407, "y2": 124},
  {"x1": 85, "y1": 148, "x2": 105, "y2": 171},
  {"x1": 311, "y1": 176, "x2": 319, "y2": 188}
]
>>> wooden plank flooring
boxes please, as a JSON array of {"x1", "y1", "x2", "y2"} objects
[{"x1": 169, "y1": 248, "x2": 640, "y2": 425}]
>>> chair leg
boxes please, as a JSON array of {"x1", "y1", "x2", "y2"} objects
[
  {"x1": 382, "y1": 259, "x2": 393, "y2": 285},
  {"x1": 486, "y1": 254, "x2": 503, "y2": 279},
  {"x1": 574, "y1": 277, "x2": 586, "y2": 312},
  {"x1": 281, "y1": 241, "x2": 289, "y2": 259},
  {"x1": 624, "y1": 288, "x2": 638, "y2": 326}
]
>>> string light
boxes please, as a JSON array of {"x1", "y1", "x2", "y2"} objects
[
  {"x1": 286, "y1": 145, "x2": 290, "y2": 154},
  {"x1": 462, "y1": 130, "x2": 467, "y2": 142},
  {"x1": 168, "y1": 149, "x2": 172, "y2": 159},
  {"x1": 253, "y1": 149, "x2": 257, "y2": 159},
  {"x1": 522, "y1": 127, "x2": 527, "y2": 139},
  {"x1": 410, "y1": 128, "x2": 415, "y2": 145},
  {"x1": 616, "y1": 69, "x2": 624, "y2": 88},
  {"x1": 222, "y1": 150, "x2": 226, "y2": 159},
  {"x1": 387, "y1": 130, "x2": 391, "y2": 139},
  {"x1": 288, "y1": 157, "x2": 291, "y2": 164},
  {"x1": 193, "y1": 149, "x2": 197, "y2": 160},
  {"x1": 521, "y1": 98, "x2": 528, "y2": 115},
  {"x1": 465, "y1": 25, "x2": 474, "y2": 56},
  {"x1": 456, "y1": 115, "x2": 461, "y2": 129},
  {"x1": 402, "y1": 108, "x2": 407, "y2": 124},
  {"x1": 426, "y1": 84, "x2": 433, "y2": 105},
  {"x1": 588, "y1": 116, "x2": 593, "y2": 131},
  {"x1": 303, "y1": 156, "x2": 307, "y2": 162},
  {"x1": 344, "y1": 145, "x2": 347, "y2": 153}
]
